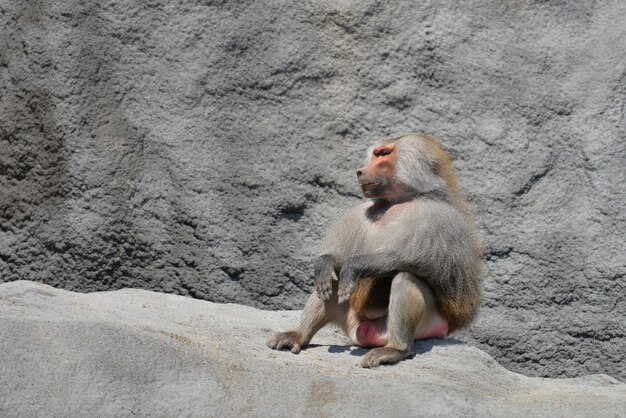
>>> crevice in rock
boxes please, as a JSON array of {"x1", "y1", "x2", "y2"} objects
[
  {"x1": 278, "y1": 202, "x2": 306, "y2": 222},
  {"x1": 514, "y1": 156, "x2": 554, "y2": 197},
  {"x1": 485, "y1": 247, "x2": 513, "y2": 260},
  {"x1": 221, "y1": 266, "x2": 243, "y2": 282}
]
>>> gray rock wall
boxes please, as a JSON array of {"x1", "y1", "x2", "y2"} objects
[{"x1": 1, "y1": 0, "x2": 624, "y2": 381}]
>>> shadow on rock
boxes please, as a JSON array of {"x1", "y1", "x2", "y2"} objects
[{"x1": 320, "y1": 337, "x2": 465, "y2": 357}]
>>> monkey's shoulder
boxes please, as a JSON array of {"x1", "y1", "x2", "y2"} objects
[
  {"x1": 417, "y1": 199, "x2": 471, "y2": 226},
  {"x1": 329, "y1": 199, "x2": 470, "y2": 239},
  {"x1": 338, "y1": 199, "x2": 463, "y2": 222},
  {"x1": 377, "y1": 198, "x2": 463, "y2": 220},
  {"x1": 382, "y1": 199, "x2": 472, "y2": 240}
]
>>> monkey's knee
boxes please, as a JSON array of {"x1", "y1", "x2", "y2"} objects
[
  {"x1": 390, "y1": 272, "x2": 437, "y2": 315},
  {"x1": 391, "y1": 271, "x2": 425, "y2": 293}
]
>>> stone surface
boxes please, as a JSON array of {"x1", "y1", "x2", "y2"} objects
[
  {"x1": 0, "y1": 1, "x2": 625, "y2": 381},
  {"x1": 1, "y1": 281, "x2": 624, "y2": 417}
]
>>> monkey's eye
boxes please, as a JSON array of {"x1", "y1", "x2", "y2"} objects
[{"x1": 374, "y1": 148, "x2": 392, "y2": 157}]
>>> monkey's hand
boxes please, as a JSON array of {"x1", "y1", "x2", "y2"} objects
[
  {"x1": 338, "y1": 253, "x2": 407, "y2": 303},
  {"x1": 337, "y1": 260, "x2": 359, "y2": 304},
  {"x1": 266, "y1": 331, "x2": 304, "y2": 354},
  {"x1": 314, "y1": 254, "x2": 338, "y2": 301}
]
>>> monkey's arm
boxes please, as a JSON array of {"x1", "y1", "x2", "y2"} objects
[
  {"x1": 337, "y1": 253, "x2": 416, "y2": 303},
  {"x1": 314, "y1": 254, "x2": 339, "y2": 301}
]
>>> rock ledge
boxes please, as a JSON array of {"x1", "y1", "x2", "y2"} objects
[{"x1": 0, "y1": 281, "x2": 624, "y2": 417}]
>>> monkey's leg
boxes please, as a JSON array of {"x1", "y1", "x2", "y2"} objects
[
  {"x1": 360, "y1": 272, "x2": 430, "y2": 368},
  {"x1": 267, "y1": 290, "x2": 341, "y2": 354}
]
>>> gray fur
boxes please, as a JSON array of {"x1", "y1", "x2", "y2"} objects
[
  {"x1": 268, "y1": 135, "x2": 483, "y2": 365},
  {"x1": 331, "y1": 198, "x2": 482, "y2": 317},
  {"x1": 327, "y1": 136, "x2": 482, "y2": 324},
  {"x1": 394, "y1": 136, "x2": 447, "y2": 195}
]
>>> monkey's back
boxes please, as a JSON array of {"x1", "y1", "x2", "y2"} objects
[{"x1": 402, "y1": 199, "x2": 483, "y2": 331}]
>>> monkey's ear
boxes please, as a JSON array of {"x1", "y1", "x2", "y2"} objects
[{"x1": 430, "y1": 155, "x2": 442, "y2": 175}]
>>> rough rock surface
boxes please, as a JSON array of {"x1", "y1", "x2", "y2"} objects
[
  {"x1": 1, "y1": 282, "x2": 624, "y2": 417},
  {"x1": 0, "y1": 1, "x2": 625, "y2": 381}
]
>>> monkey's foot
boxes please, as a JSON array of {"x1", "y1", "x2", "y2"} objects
[
  {"x1": 266, "y1": 331, "x2": 305, "y2": 354},
  {"x1": 359, "y1": 346, "x2": 414, "y2": 368}
]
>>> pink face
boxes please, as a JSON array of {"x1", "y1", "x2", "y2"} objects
[{"x1": 356, "y1": 143, "x2": 403, "y2": 200}]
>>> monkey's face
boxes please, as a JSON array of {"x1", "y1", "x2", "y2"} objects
[{"x1": 357, "y1": 142, "x2": 409, "y2": 200}]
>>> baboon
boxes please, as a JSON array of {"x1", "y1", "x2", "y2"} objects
[{"x1": 267, "y1": 135, "x2": 483, "y2": 368}]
